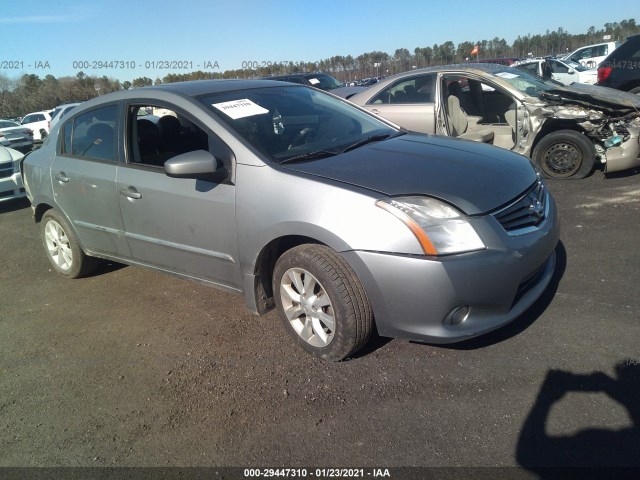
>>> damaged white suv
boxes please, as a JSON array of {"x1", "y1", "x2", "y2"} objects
[{"x1": 350, "y1": 65, "x2": 640, "y2": 179}]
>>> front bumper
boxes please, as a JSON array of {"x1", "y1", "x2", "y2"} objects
[
  {"x1": 0, "y1": 166, "x2": 26, "y2": 203},
  {"x1": 342, "y1": 196, "x2": 560, "y2": 343}
]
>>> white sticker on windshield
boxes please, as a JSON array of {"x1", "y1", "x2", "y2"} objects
[
  {"x1": 495, "y1": 72, "x2": 519, "y2": 79},
  {"x1": 211, "y1": 99, "x2": 269, "y2": 119},
  {"x1": 308, "y1": 78, "x2": 320, "y2": 85}
]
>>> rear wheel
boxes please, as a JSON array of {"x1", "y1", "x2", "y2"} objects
[
  {"x1": 273, "y1": 244, "x2": 373, "y2": 361},
  {"x1": 41, "y1": 209, "x2": 98, "y2": 278},
  {"x1": 532, "y1": 130, "x2": 595, "y2": 179}
]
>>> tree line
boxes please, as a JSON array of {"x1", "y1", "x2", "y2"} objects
[{"x1": 1, "y1": 19, "x2": 639, "y2": 118}]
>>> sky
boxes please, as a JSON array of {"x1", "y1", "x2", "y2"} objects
[{"x1": 0, "y1": 0, "x2": 637, "y2": 82}]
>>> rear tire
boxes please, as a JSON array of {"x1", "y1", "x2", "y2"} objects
[
  {"x1": 532, "y1": 130, "x2": 595, "y2": 179},
  {"x1": 41, "y1": 209, "x2": 98, "y2": 278},
  {"x1": 273, "y1": 244, "x2": 373, "y2": 361}
]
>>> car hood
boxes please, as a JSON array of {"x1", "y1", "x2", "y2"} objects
[
  {"x1": 280, "y1": 133, "x2": 538, "y2": 215},
  {"x1": 0, "y1": 145, "x2": 23, "y2": 162},
  {"x1": 542, "y1": 83, "x2": 640, "y2": 114},
  {"x1": 329, "y1": 86, "x2": 368, "y2": 99}
]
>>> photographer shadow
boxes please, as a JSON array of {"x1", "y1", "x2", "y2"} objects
[{"x1": 516, "y1": 361, "x2": 640, "y2": 473}]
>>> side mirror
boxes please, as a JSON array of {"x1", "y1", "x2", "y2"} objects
[
  {"x1": 567, "y1": 69, "x2": 575, "y2": 74},
  {"x1": 164, "y1": 150, "x2": 226, "y2": 181}
]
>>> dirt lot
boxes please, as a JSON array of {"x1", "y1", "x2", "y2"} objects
[{"x1": 1, "y1": 169, "x2": 639, "y2": 474}]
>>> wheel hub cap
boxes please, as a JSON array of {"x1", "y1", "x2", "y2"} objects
[{"x1": 280, "y1": 268, "x2": 335, "y2": 348}]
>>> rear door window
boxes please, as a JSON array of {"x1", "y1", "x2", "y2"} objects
[
  {"x1": 62, "y1": 104, "x2": 118, "y2": 162},
  {"x1": 370, "y1": 74, "x2": 436, "y2": 104}
]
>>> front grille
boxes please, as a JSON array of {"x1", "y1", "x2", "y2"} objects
[
  {"x1": 0, "y1": 161, "x2": 13, "y2": 179},
  {"x1": 494, "y1": 180, "x2": 548, "y2": 234}
]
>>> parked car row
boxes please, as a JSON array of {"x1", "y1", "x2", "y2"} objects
[{"x1": 4, "y1": 103, "x2": 82, "y2": 148}]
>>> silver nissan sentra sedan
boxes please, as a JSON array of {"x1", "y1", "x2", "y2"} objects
[{"x1": 21, "y1": 80, "x2": 559, "y2": 361}]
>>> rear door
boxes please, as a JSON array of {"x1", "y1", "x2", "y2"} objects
[
  {"x1": 361, "y1": 73, "x2": 437, "y2": 134},
  {"x1": 50, "y1": 103, "x2": 132, "y2": 258}
]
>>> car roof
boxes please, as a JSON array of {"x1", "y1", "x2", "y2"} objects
[
  {"x1": 52, "y1": 80, "x2": 301, "y2": 119},
  {"x1": 371, "y1": 63, "x2": 509, "y2": 82},
  {"x1": 54, "y1": 102, "x2": 81, "y2": 108},
  {"x1": 139, "y1": 79, "x2": 287, "y2": 96}
]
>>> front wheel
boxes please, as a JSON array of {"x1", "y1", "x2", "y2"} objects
[
  {"x1": 273, "y1": 244, "x2": 373, "y2": 361},
  {"x1": 41, "y1": 209, "x2": 98, "y2": 278},
  {"x1": 532, "y1": 130, "x2": 596, "y2": 179}
]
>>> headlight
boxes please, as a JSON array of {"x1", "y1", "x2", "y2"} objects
[{"x1": 376, "y1": 196, "x2": 485, "y2": 255}]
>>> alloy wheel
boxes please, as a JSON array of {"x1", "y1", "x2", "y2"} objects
[
  {"x1": 279, "y1": 267, "x2": 335, "y2": 348},
  {"x1": 44, "y1": 219, "x2": 73, "y2": 271}
]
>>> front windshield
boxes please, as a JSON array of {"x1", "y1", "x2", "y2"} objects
[
  {"x1": 489, "y1": 67, "x2": 556, "y2": 98},
  {"x1": 306, "y1": 74, "x2": 343, "y2": 90},
  {"x1": 200, "y1": 85, "x2": 397, "y2": 163}
]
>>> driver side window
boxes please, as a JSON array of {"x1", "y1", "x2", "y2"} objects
[
  {"x1": 127, "y1": 106, "x2": 210, "y2": 168},
  {"x1": 550, "y1": 61, "x2": 569, "y2": 73}
]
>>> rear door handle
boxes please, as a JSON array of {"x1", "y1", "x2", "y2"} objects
[
  {"x1": 54, "y1": 172, "x2": 69, "y2": 183},
  {"x1": 119, "y1": 188, "x2": 142, "y2": 199},
  {"x1": 370, "y1": 109, "x2": 380, "y2": 114}
]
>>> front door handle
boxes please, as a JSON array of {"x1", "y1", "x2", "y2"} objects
[
  {"x1": 119, "y1": 188, "x2": 142, "y2": 199},
  {"x1": 370, "y1": 109, "x2": 380, "y2": 114},
  {"x1": 54, "y1": 172, "x2": 69, "y2": 183}
]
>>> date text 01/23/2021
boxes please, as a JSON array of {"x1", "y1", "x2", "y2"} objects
[
  {"x1": 69, "y1": 60, "x2": 220, "y2": 70},
  {"x1": 243, "y1": 468, "x2": 391, "y2": 478}
]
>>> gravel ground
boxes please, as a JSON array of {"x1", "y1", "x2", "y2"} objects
[{"x1": 1, "y1": 169, "x2": 639, "y2": 475}]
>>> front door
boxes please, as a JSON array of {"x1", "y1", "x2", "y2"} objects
[{"x1": 116, "y1": 104, "x2": 241, "y2": 291}]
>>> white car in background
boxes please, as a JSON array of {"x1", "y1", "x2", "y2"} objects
[
  {"x1": 512, "y1": 58, "x2": 597, "y2": 85},
  {"x1": 0, "y1": 120, "x2": 34, "y2": 153},
  {"x1": 563, "y1": 41, "x2": 619, "y2": 68},
  {"x1": 0, "y1": 145, "x2": 26, "y2": 203},
  {"x1": 49, "y1": 103, "x2": 81, "y2": 131},
  {"x1": 20, "y1": 111, "x2": 53, "y2": 141}
]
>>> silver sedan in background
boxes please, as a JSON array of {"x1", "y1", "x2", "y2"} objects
[
  {"x1": 349, "y1": 65, "x2": 640, "y2": 179},
  {"x1": 22, "y1": 80, "x2": 559, "y2": 360}
]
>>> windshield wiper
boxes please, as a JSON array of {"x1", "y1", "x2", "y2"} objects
[
  {"x1": 279, "y1": 150, "x2": 337, "y2": 165},
  {"x1": 341, "y1": 131, "x2": 406, "y2": 154}
]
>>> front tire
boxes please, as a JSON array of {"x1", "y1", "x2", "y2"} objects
[
  {"x1": 532, "y1": 130, "x2": 595, "y2": 179},
  {"x1": 41, "y1": 209, "x2": 98, "y2": 278},
  {"x1": 273, "y1": 244, "x2": 373, "y2": 361}
]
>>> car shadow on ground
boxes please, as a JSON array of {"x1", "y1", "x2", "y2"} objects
[
  {"x1": 430, "y1": 240, "x2": 567, "y2": 351},
  {"x1": 604, "y1": 167, "x2": 640, "y2": 179},
  {"x1": 0, "y1": 197, "x2": 30, "y2": 214},
  {"x1": 516, "y1": 361, "x2": 640, "y2": 473},
  {"x1": 92, "y1": 260, "x2": 127, "y2": 276}
]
